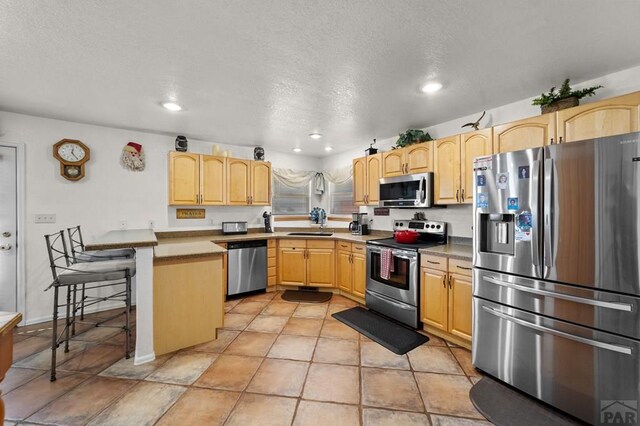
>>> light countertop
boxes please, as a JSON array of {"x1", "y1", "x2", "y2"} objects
[
  {"x1": 419, "y1": 244, "x2": 473, "y2": 261},
  {"x1": 156, "y1": 231, "x2": 389, "y2": 245},
  {"x1": 86, "y1": 229, "x2": 158, "y2": 251},
  {"x1": 0, "y1": 311, "x2": 22, "y2": 335},
  {"x1": 154, "y1": 240, "x2": 226, "y2": 260}
]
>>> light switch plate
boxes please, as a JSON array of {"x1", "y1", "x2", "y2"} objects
[{"x1": 35, "y1": 214, "x2": 56, "y2": 223}]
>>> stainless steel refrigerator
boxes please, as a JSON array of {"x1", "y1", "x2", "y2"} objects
[{"x1": 472, "y1": 132, "x2": 640, "y2": 425}]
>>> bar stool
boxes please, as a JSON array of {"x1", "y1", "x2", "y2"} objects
[
  {"x1": 67, "y1": 226, "x2": 135, "y2": 323},
  {"x1": 44, "y1": 230, "x2": 135, "y2": 381}
]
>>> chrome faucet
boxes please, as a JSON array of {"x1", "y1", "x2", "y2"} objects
[{"x1": 319, "y1": 213, "x2": 326, "y2": 233}]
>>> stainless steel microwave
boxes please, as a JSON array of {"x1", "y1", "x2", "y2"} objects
[{"x1": 378, "y1": 172, "x2": 433, "y2": 208}]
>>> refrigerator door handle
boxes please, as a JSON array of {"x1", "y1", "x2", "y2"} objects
[
  {"x1": 482, "y1": 276, "x2": 633, "y2": 312},
  {"x1": 481, "y1": 305, "x2": 632, "y2": 355},
  {"x1": 543, "y1": 158, "x2": 554, "y2": 277},
  {"x1": 531, "y1": 157, "x2": 541, "y2": 274}
]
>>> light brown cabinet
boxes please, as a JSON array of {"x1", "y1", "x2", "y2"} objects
[
  {"x1": 278, "y1": 239, "x2": 335, "y2": 287},
  {"x1": 169, "y1": 152, "x2": 225, "y2": 205},
  {"x1": 268, "y1": 240, "x2": 276, "y2": 287},
  {"x1": 433, "y1": 136, "x2": 461, "y2": 205},
  {"x1": 460, "y1": 129, "x2": 493, "y2": 204},
  {"x1": 227, "y1": 158, "x2": 271, "y2": 206},
  {"x1": 336, "y1": 242, "x2": 366, "y2": 298},
  {"x1": 557, "y1": 92, "x2": 640, "y2": 143},
  {"x1": 420, "y1": 255, "x2": 472, "y2": 346},
  {"x1": 382, "y1": 142, "x2": 433, "y2": 177},
  {"x1": 353, "y1": 154, "x2": 382, "y2": 206},
  {"x1": 493, "y1": 113, "x2": 555, "y2": 153}
]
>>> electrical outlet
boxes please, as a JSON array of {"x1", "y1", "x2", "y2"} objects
[
  {"x1": 119, "y1": 220, "x2": 128, "y2": 230},
  {"x1": 35, "y1": 214, "x2": 56, "y2": 223},
  {"x1": 148, "y1": 220, "x2": 155, "y2": 229},
  {"x1": 208, "y1": 218, "x2": 215, "y2": 225}
]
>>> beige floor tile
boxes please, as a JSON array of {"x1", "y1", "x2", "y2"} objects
[
  {"x1": 157, "y1": 388, "x2": 241, "y2": 425},
  {"x1": 27, "y1": 376, "x2": 136, "y2": 425},
  {"x1": 192, "y1": 329, "x2": 240, "y2": 353},
  {"x1": 12, "y1": 336, "x2": 51, "y2": 362},
  {"x1": 470, "y1": 376, "x2": 482, "y2": 384},
  {"x1": 225, "y1": 393, "x2": 297, "y2": 426},
  {"x1": 195, "y1": 354, "x2": 263, "y2": 391},
  {"x1": 361, "y1": 368, "x2": 424, "y2": 412},
  {"x1": 231, "y1": 300, "x2": 269, "y2": 315},
  {"x1": 246, "y1": 315, "x2": 289, "y2": 333},
  {"x1": 224, "y1": 299, "x2": 241, "y2": 312},
  {"x1": 70, "y1": 325, "x2": 122, "y2": 342},
  {"x1": 146, "y1": 352, "x2": 217, "y2": 385},
  {"x1": 430, "y1": 414, "x2": 492, "y2": 425},
  {"x1": 57, "y1": 344, "x2": 125, "y2": 374},
  {"x1": 302, "y1": 363, "x2": 360, "y2": 404},
  {"x1": 420, "y1": 332, "x2": 448, "y2": 346},
  {"x1": 329, "y1": 295, "x2": 359, "y2": 307},
  {"x1": 294, "y1": 400, "x2": 360, "y2": 426},
  {"x1": 293, "y1": 304, "x2": 329, "y2": 319},
  {"x1": 224, "y1": 331, "x2": 277, "y2": 357},
  {"x1": 223, "y1": 313, "x2": 256, "y2": 331},
  {"x1": 415, "y1": 372, "x2": 484, "y2": 419},
  {"x1": 99, "y1": 353, "x2": 173, "y2": 380},
  {"x1": 87, "y1": 381, "x2": 186, "y2": 425},
  {"x1": 262, "y1": 302, "x2": 299, "y2": 316},
  {"x1": 408, "y1": 346, "x2": 464, "y2": 375},
  {"x1": 245, "y1": 291, "x2": 277, "y2": 302},
  {"x1": 360, "y1": 341, "x2": 410, "y2": 370},
  {"x1": 247, "y1": 358, "x2": 309, "y2": 397},
  {"x1": 0, "y1": 368, "x2": 45, "y2": 394},
  {"x1": 313, "y1": 338, "x2": 359, "y2": 365},
  {"x1": 450, "y1": 348, "x2": 480, "y2": 377},
  {"x1": 3, "y1": 371, "x2": 90, "y2": 420},
  {"x1": 282, "y1": 317, "x2": 324, "y2": 337},
  {"x1": 268, "y1": 335, "x2": 318, "y2": 361},
  {"x1": 362, "y1": 407, "x2": 430, "y2": 425},
  {"x1": 13, "y1": 340, "x2": 93, "y2": 370},
  {"x1": 320, "y1": 319, "x2": 360, "y2": 340}
]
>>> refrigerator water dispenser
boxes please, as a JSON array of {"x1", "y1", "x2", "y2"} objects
[{"x1": 479, "y1": 213, "x2": 514, "y2": 255}]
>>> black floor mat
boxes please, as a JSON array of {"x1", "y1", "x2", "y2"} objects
[
  {"x1": 281, "y1": 290, "x2": 332, "y2": 303},
  {"x1": 470, "y1": 376, "x2": 584, "y2": 426},
  {"x1": 332, "y1": 306, "x2": 428, "y2": 355}
]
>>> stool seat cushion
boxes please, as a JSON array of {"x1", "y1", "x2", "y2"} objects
[
  {"x1": 73, "y1": 249, "x2": 135, "y2": 263},
  {"x1": 57, "y1": 259, "x2": 136, "y2": 286}
]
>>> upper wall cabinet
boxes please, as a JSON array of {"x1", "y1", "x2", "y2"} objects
[
  {"x1": 382, "y1": 142, "x2": 433, "y2": 177},
  {"x1": 460, "y1": 129, "x2": 493, "y2": 204},
  {"x1": 493, "y1": 113, "x2": 555, "y2": 153},
  {"x1": 557, "y1": 92, "x2": 640, "y2": 143},
  {"x1": 227, "y1": 158, "x2": 272, "y2": 206},
  {"x1": 353, "y1": 153, "x2": 382, "y2": 206},
  {"x1": 169, "y1": 153, "x2": 226, "y2": 205},
  {"x1": 434, "y1": 136, "x2": 461, "y2": 205}
]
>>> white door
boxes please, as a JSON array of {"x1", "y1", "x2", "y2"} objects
[{"x1": 0, "y1": 145, "x2": 17, "y2": 312}]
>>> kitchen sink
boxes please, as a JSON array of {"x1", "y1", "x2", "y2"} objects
[{"x1": 287, "y1": 232, "x2": 334, "y2": 236}]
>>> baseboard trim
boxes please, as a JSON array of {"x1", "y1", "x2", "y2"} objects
[
  {"x1": 134, "y1": 352, "x2": 156, "y2": 366},
  {"x1": 24, "y1": 302, "x2": 136, "y2": 326}
]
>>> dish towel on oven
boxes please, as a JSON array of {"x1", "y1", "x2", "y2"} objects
[{"x1": 380, "y1": 248, "x2": 395, "y2": 280}]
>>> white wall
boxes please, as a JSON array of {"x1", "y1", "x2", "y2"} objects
[
  {"x1": 0, "y1": 111, "x2": 323, "y2": 323},
  {"x1": 322, "y1": 64, "x2": 640, "y2": 238}
]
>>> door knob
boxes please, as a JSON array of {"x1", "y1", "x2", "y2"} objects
[
  {"x1": 0, "y1": 243, "x2": 12, "y2": 250},
  {"x1": 2, "y1": 232, "x2": 10, "y2": 238}
]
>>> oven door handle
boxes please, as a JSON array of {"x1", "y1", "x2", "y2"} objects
[
  {"x1": 366, "y1": 290, "x2": 415, "y2": 310},
  {"x1": 367, "y1": 246, "x2": 416, "y2": 260}
]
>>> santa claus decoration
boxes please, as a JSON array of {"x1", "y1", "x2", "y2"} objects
[{"x1": 120, "y1": 142, "x2": 145, "y2": 171}]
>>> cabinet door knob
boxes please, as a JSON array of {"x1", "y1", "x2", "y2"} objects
[
  {"x1": 455, "y1": 190, "x2": 459, "y2": 203},
  {"x1": 461, "y1": 188, "x2": 465, "y2": 201},
  {"x1": 442, "y1": 275, "x2": 446, "y2": 288},
  {"x1": 448, "y1": 275, "x2": 452, "y2": 288}
]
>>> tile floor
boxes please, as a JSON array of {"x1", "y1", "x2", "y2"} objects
[{"x1": 4, "y1": 292, "x2": 490, "y2": 425}]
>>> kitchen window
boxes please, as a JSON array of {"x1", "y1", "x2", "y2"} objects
[
  {"x1": 272, "y1": 180, "x2": 310, "y2": 215},
  {"x1": 330, "y1": 179, "x2": 356, "y2": 214}
]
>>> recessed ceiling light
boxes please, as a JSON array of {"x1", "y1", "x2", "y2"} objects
[
  {"x1": 292, "y1": 147, "x2": 302, "y2": 153},
  {"x1": 162, "y1": 102, "x2": 182, "y2": 111},
  {"x1": 421, "y1": 82, "x2": 442, "y2": 94},
  {"x1": 309, "y1": 133, "x2": 323, "y2": 139},
  {"x1": 325, "y1": 146, "x2": 333, "y2": 152}
]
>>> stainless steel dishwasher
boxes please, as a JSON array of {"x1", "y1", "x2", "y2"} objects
[{"x1": 226, "y1": 240, "x2": 267, "y2": 296}]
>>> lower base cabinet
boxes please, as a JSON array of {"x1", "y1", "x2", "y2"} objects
[
  {"x1": 278, "y1": 239, "x2": 335, "y2": 287},
  {"x1": 336, "y1": 242, "x2": 366, "y2": 299},
  {"x1": 420, "y1": 255, "x2": 473, "y2": 345}
]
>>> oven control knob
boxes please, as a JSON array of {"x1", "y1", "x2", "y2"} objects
[{"x1": 436, "y1": 225, "x2": 441, "y2": 229}]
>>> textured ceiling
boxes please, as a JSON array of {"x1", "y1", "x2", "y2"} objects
[{"x1": 1, "y1": 1, "x2": 640, "y2": 156}]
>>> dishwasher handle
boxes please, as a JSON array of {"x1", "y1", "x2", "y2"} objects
[{"x1": 227, "y1": 240, "x2": 268, "y2": 250}]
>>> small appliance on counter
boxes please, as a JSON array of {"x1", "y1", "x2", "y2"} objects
[
  {"x1": 262, "y1": 211, "x2": 273, "y2": 233},
  {"x1": 349, "y1": 212, "x2": 368, "y2": 235},
  {"x1": 222, "y1": 221, "x2": 248, "y2": 235},
  {"x1": 366, "y1": 218, "x2": 447, "y2": 328}
]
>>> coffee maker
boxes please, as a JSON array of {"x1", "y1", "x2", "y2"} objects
[
  {"x1": 262, "y1": 211, "x2": 273, "y2": 233},
  {"x1": 349, "y1": 212, "x2": 369, "y2": 235}
]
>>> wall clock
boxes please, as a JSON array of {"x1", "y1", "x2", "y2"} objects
[{"x1": 53, "y1": 139, "x2": 90, "y2": 181}]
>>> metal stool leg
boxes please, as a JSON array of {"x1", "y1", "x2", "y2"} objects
[
  {"x1": 64, "y1": 285, "x2": 71, "y2": 352},
  {"x1": 80, "y1": 283, "x2": 86, "y2": 320},
  {"x1": 71, "y1": 284, "x2": 77, "y2": 336},
  {"x1": 51, "y1": 285, "x2": 59, "y2": 382},
  {"x1": 125, "y1": 270, "x2": 131, "y2": 359}
]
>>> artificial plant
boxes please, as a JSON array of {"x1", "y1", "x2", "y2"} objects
[{"x1": 532, "y1": 78, "x2": 603, "y2": 107}]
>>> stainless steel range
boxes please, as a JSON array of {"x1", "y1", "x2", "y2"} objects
[{"x1": 366, "y1": 219, "x2": 447, "y2": 328}]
